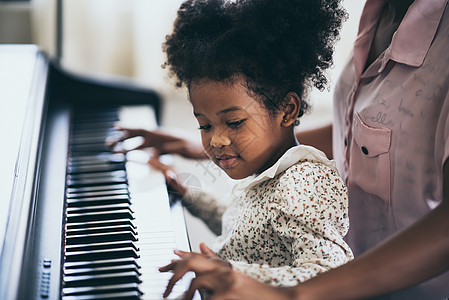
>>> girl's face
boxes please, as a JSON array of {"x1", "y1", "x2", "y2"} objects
[{"x1": 190, "y1": 78, "x2": 296, "y2": 179}]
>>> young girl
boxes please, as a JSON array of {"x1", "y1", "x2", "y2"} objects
[{"x1": 116, "y1": 0, "x2": 352, "y2": 297}]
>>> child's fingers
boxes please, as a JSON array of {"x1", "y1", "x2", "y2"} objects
[
  {"x1": 158, "y1": 259, "x2": 181, "y2": 272},
  {"x1": 183, "y1": 270, "x2": 233, "y2": 300},
  {"x1": 199, "y1": 242, "x2": 218, "y2": 258},
  {"x1": 148, "y1": 156, "x2": 172, "y2": 172},
  {"x1": 174, "y1": 249, "x2": 188, "y2": 257},
  {"x1": 163, "y1": 266, "x2": 191, "y2": 298},
  {"x1": 164, "y1": 170, "x2": 188, "y2": 196},
  {"x1": 183, "y1": 275, "x2": 213, "y2": 300}
]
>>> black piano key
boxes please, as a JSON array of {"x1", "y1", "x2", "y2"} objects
[
  {"x1": 70, "y1": 135, "x2": 115, "y2": 145},
  {"x1": 72, "y1": 121, "x2": 117, "y2": 130},
  {"x1": 71, "y1": 122, "x2": 118, "y2": 132},
  {"x1": 62, "y1": 290, "x2": 141, "y2": 300},
  {"x1": 70, "y1": 143, "x2": 112, "y2": 153},
  {"x1": 72, "y1": 109, "x2": 118, "y2": 118},
  {"x1": 67, "y1": 203, "x2": 133, "y2": 214},
  {"x1": 69, "y1": 170, "x2": 126, "y2": 178},
  {"x1": 67, "y1": 177, "x2": 127, "y2": 188},
  {"x1": 66, "y1": 219, "x2": 136, "y2": 230},
  {"x1": 70, "y1": 133, "x2": 117, "y2": 146},
  {"x1": 71, "y1": 128, "x2": 114, "y2": 135},
  {"x1": 65, "y1": 241, "x2": 138, "y2": 253},
  {"x1": 68, "y1": 170, "x2": 126, "y2": 180},
  {"x1": 64, "y1": 264, "x2": 141, "y2": 277},
  {"x1": 66, "y1": 231, "x2": 137, "y2": 245},
  {"x1": 67, "y1": 209, "x2": 134, "y2": 223},
  {"x1": 68, "y1": 163, "x2": 126, "y2": 175},
  {"x1": 67, "y1": 184, "x2": 129, "y2": 194},
  {"x1": 64, "y1": 258, "x2": 140, "y2": 270},
  {"x1": 72, "y1": 116, "x2": 118, "y2": 123},
  {"x1": 67, "y1": 195, "x2": 130, "y2": 207},
  {"x1": 67, "y1": 189, "x2": 128, "y2": 199},
  {"x1": 71, "y1": 132, "x2": 117, "y2": 142},
  {"x1": 63, "y1": 271, "x2": 141, "y2": 287},
  {"x1": 62, "y1": 283, "x2": 142, "y2": 297},
  {"x1": 67, "y1": 170, "x2": 126, "y2": 180},
  {"x1": 72, "y1": 109, "x2": 118, "y2": 119},
  {"x1": 69, "y1": 153, "x2": 125, "y2": 164},
  {"x1": 64, "y1": 247, "x2": 139, "y2": 262},
  {"x1": 66, "y1": 225, "x2": 137, "y2": 237}
]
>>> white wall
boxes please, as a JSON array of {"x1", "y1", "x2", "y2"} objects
[{"x1": 29, "y1": 0, "x2": 364, "y2": 115}]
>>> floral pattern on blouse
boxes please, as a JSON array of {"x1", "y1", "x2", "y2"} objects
[{"x1": 182, "y1": 145, "x2": 353, "y2": 286}]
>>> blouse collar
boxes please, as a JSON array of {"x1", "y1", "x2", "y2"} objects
[
  {"x1": 235, "y1": 145, "x2": 338, "y2": 191},
  {"x1": 354, "y1": 0, "x2": 447, "y2": 78}
]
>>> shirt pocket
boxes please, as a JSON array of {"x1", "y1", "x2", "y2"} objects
[{"x1": 349, "y1": 113, "x2": 392, "y2": 204}]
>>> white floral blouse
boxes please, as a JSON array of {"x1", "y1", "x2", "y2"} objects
[{"x1": 182, "y1": 145, "x2": 353, "y2": 286}]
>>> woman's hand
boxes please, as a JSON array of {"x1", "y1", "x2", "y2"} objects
[
  {"x1": 159, "y1": 243, "x2": 294, "y2": 300},
  {"x1": 107, "y1": 127, "x2": 207, "y2": 159}
]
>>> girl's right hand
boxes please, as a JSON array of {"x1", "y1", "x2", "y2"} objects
[{"x1": 159, "y1": 243, "x2": 294, "y2": 300}]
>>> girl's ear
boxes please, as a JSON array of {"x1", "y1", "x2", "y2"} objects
[{"x1": 280, "y1": 92, "x2": 301, "y2": 127}]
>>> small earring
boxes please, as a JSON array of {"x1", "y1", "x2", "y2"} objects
[{"x1": 283, "y1": 119, "x2": 288, "y2": 123}]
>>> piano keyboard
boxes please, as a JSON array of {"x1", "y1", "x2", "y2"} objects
[{"x1": 61, "y1": 105, "x2": 198, "y2": 300}]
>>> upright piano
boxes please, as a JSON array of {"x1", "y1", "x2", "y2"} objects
[{"x1": 0, "y1": 45, "x2": 198, "y2": 300}]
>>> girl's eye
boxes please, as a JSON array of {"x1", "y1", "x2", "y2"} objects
[
  {"x1": 198, "y1": 124, "x2": 211, "y2": 131},
  {"x1": 227, "y1": 119, "x2": 246, "y2": 128}
]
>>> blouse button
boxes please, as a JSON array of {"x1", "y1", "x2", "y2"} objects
[{"x1": 361, "y1": 146, "x2": 369, "y2": 155}]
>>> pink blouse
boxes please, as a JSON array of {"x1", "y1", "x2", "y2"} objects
[{"x1": 333, "y1": 0, "x2": 449, "y2": 298}]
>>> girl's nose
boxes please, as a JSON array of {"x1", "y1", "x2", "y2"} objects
[{"x1": 210, "y1": 132, "x2": 231, "y2": 148}]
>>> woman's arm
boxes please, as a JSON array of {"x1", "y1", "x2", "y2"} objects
[
  {"x1": 295, "y1": 123, "x2": 333, "y2": 159},
  {"x1": 108, "y1": 127, "x2": 208, "y2": 159}
]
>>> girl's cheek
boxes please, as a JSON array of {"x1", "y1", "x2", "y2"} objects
[
  {"x1": 200, "y1": 133, "x2": 210, "y2": 148},
  {"x1": 234, "y1": 131, "x2": 257, "y2": 150}
]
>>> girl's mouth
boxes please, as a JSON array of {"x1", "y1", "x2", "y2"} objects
[{"x1": 216, "y1": 155, "x2": 239, "y2": 169}]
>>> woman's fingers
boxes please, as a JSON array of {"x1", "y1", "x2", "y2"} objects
[
  {"x1": 158, "y1": 140, "x2": 189, "y2": 155},
  {"x1": 106, "y1": 127, "x2": 148, "y2": 152},
  {"x1": 107, "y1": 127, "x2": 207, "y2": 159}
]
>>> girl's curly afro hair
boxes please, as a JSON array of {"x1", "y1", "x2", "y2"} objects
[{"x1": 163, "y1": 0, "x2": 347, "y2": 117}]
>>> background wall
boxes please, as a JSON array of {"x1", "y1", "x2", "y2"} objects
[
  {"x1": 1, "y1": 0, "x2": 364, "y2": 129},
  {"x1": 0, "y1": 2, "x2": 32, "y2": 44}
]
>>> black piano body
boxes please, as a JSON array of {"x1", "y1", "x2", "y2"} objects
[{"x1": 0, "y1": 45, "x2": 195, "y2": 300}]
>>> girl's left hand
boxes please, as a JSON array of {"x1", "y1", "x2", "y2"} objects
[
  {"x1": 148, "y1": 154, "x2": 188, "y2": 197},
  {"x1": 159, "y1": 243, "x2": 233, "y2": 299}
]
